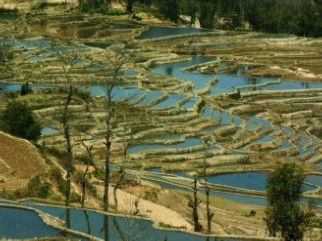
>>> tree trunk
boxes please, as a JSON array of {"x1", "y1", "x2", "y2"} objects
[
  {"x1": 103, "y1": 84, "x2": 113, "y2": 212},
  {"x1": 193, "y1": 178, "x2": 202, "y2": 232},
  {"x1": 205, "y1": 180, "x2": 214, "y2": 234},
  {"x1": 62, "y1": 69, "x2": 73, "y2": 207},
  {"x1": 113, "y1": 169, "x2": 125, "y2": 211},
  {"x1": 81, "y1": 162, "x2": 89, "y2": 208}
]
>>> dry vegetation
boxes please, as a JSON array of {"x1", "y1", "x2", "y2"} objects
[{"x1": 0, "y1": 131, "x2": 47, "y2": 190}]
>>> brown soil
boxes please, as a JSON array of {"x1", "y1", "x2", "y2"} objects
[{"x1": 0, "y1": 131, "x2": 47, "y2": 190}]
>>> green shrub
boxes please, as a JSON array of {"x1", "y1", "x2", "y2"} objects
[
  {"x1": 229, "y1": 89, "x2": 241, "y2": 100},
  {"x1": 197, "y1": 99, "x2": 206, "y2": 113},
  {"x1": 30, "y1": 0, "x2": 48, "y2": 11},
  {"x1": 1, "y1": 101, "x2": 41, "y2": 141},
  {"x1": 25, "y1": 175, "x2": 51, "y2": 198},
  {"x1": 50, "y1": 167, "x2": 67, "y2": 194},
  {"x1": 0, "y1": 43, "x2": 14, "y2": 62},
  {"x1": 20, "y1": 82, "x2": 33, "y2": 96},
  {"x1": 70, "y1": 192, "x2": 81, "y2": 203}
]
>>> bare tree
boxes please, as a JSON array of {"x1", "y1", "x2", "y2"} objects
[
  {"x1": 103, "y1": 46, "x2": 131, "y2": 212},
  {"x1": 114, "y1": 122, "x2": 139, "y2": 211},
  {"x1": 61, "y1": 60, "x2": 75, "y2": 207},
  {"x1": 112, "y1": 195, "x2": 161, "y2": 241}
]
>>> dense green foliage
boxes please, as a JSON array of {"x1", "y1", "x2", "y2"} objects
[
  {"x1": 0, "y1": 101, "x2": 41, "y2": 142},
  {"x1": 87, "y1": 0, "x2": 322, "y2": 37},
  {"x1": 265, "y1": 163, "x2": 315, "y2": 241}
]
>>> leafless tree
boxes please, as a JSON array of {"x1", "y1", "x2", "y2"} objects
[
  {"x1": 61, "y1": 58, "x2": 75, "y2": 207},
  {"x1": 103, "y1": 46, "x2": 131, "y2": 212}
]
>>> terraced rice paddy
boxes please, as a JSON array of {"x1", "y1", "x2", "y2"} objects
[{"x1": 1, "y1": 14, "x2": 322, "y2": 205}]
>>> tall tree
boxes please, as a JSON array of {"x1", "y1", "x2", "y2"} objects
[
  {"x1": 103, "y1": 45, "x2": 130, "y2": 212},
  {"x1": 61, "y1": 63, "x2": 74, "y2": 207},
  {"x1": 199, "y1": 0, "x2": 216, "y2": 29},
  {"x1": 265, "y1": 162, "x2": 315, "y2": 240},
  {"x1": 126, "y1": 0, "x2": 134, "y2": 14},
  {"x1": 158, "y1": 0, "x2": 180, "y2": 23}
]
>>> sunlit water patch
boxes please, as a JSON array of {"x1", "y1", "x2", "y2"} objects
[
  {"x1": 151, "y1": 94, "x2": 185, "y2": 109},
  {"x1": 153, "y1": 56, "x2": 215, "y2": 90},
  {"x1": 136, "y1": 91, "x2": 163, "y2": 106},
  {"x1": 41, "y1": 127, "x2": 59, "y2": 135},
  {"x1": 202, "y1": 106, "x2": 211, "y2": 118},
  {"x1": 180, "y1": 97, "x2": 197, "y2": 109}
]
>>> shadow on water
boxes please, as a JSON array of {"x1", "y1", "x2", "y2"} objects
[
  {"x1": 104, "y1": 215, "x2": 109, "y2": 241},
  {"x1": 21, "y1": 203, "x2": 247, "y2": 241},
  {"x1": 136, "y1": 26, "x2": 206, "y2": 39}
]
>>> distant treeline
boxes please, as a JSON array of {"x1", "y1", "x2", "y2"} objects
[{"x1": 80, "y1": 0, "x2": 322, "y2": 37}]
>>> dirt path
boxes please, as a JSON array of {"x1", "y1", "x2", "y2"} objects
[{"x1": 95, "y1": 185, "x2": 193, "y2": 230}]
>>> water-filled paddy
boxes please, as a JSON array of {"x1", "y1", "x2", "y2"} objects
[
  {"x1": 203, "y1": 172, "x2": 316, "y2": 192},
  {"x1": 204, "y1": 172, "x2": 268, "y2": 191},
  {"x1": 137, "y1": 26, "x2": 207, "y2": 39},
  {"x1": 41, "y1": 127, "x2": 59, "y2": 135},
  {"x1": 0, "y1": 83, "x2": 53, "y2": 94},
  {"x1": 0, "y1": 207, "x2": 77, "y2": 239},
  {"x1": 128, "y1": 138, "x2": 202, "y2": 154},
  {"x1": 306, "y1": 175, "x2": 322, "y2": 188},
  {"x1": 151, "y1": 94, "x2": 185, "y2": 109},
  {"x1": 153, "y1": 56, "x2": 216, "y2": 90},
  {"x1": 16, "y1": 203, "x2": 243, "y2": 241},
  {"x1": 180, "y1": 97, "x2": 197, "y2": 109}
]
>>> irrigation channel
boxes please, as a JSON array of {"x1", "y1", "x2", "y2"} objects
[{"x1": 1, "y1": 12, "x2": 322, "y2": 240}]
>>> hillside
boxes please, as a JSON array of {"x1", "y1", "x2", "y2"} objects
[{"x1": 0, "y1": 131, "x2": 47, "y2": 190}]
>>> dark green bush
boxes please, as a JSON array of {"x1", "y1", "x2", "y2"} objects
[
  {"x1": 1, "y1": 101, "x2": 41, "y2": 141},
  {"x1": 20, "y1": 82, "x2": 33, "y2": 96},
  {"x1": 197, "y1": 99, "x2": 206, "y2": 113},
  {"x1": 229, "y1": 89, "x2": 241, "y2": 100}
]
